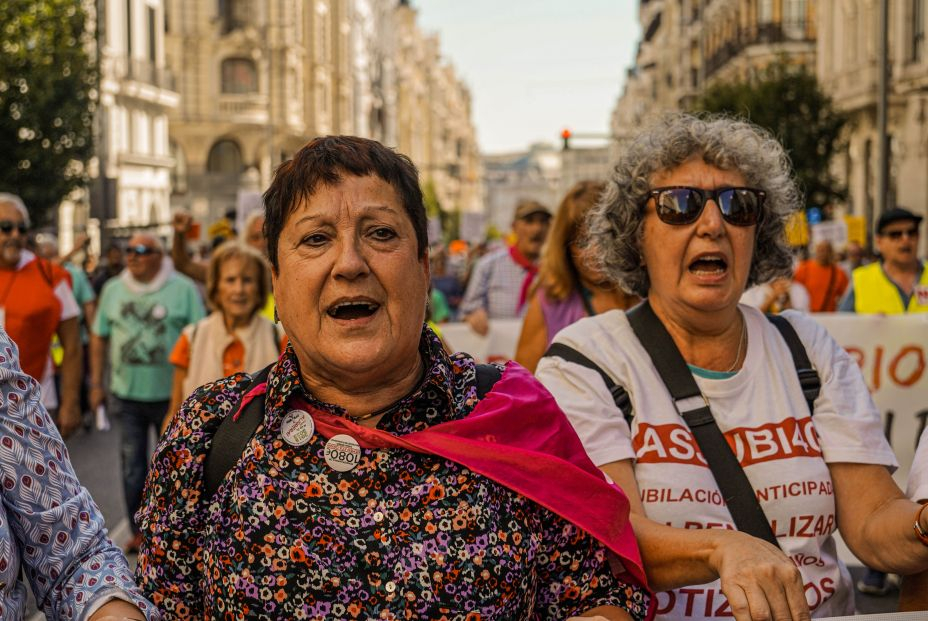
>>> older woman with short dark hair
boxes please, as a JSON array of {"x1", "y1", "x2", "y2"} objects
[
  {"x1": 136, "y1": 136, "x2": 652, "y2": 620},
  {"x1": 537, "y1": 113, "x2": 928, "y2": 620}
]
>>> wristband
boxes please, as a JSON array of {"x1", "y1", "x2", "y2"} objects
[{"x1": 915, "y1": 502, "x2": 928, "y2": 547}]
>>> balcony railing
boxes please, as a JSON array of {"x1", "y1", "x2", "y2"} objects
[
  {"x1": 704, "y1": 22, "x2": 813, "y2": 77},
  {"x1": 108, "y1": 56, "x2": 177, "y2": 92}
]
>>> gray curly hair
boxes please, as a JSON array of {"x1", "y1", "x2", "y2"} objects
[{"x1": 586, "y1": 113, "x2": 800, "y2": 297}]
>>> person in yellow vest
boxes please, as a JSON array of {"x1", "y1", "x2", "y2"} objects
[
  {"x1": 840, "y1": 206, "x2": 927, "y2": 596},
  {"x1": 839, "y1": 207, "x2": 927, "y2": 314}
]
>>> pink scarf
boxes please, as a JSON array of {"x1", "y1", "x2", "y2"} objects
[
  {"x1": 509, "y1": 245, "x2": 539, "y2": 312},
  {"x1": 236, "y1": 362, "x2": 653, "y2": 615}
]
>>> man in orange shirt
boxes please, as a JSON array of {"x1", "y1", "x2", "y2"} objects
[
  {"x1": 793, "y1": 240, "x2": 849, "y2": 312},
  {"x1": 0, "y1": 193, "x2": 82, "y2": 437}
]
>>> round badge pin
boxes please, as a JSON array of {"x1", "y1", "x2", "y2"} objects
[
  {"x1": 324, "y1": 434, "x2": 362, "y2": 472},
  {"x1": 280, "y1": 409, "x2": 315, "y2": 447}
]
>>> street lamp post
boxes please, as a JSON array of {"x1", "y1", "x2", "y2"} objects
[{"x1": 876, "y1": 0, "x2": 890, "y2": 223}]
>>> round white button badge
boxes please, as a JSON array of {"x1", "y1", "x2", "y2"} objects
[
  {"x1": 324, "y1": 434, "x2": 362, "y2": 472},
  {"x1": 280, "y1": 409, "x2": 315, "y2": 447}
]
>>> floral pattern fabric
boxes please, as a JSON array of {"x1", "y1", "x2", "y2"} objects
[{"x1": 137, "y1": 328, "x2": 649, "y2": 620}]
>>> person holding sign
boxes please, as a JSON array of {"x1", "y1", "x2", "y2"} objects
[
  {"x1": 536, "y1": 113, "x2": 928, "y2": 620},
  {"x1": 135, "y1": 136, "x2": 652, "y2": 620}
]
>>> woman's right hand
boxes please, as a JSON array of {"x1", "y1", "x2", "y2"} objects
[{"x1": 709, "y1": 529, "x2": 810, "y2": 621}]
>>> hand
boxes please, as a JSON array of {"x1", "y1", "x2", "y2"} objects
[
  {"x1": 56, "y1": 403, "x2": 81, "y2": 439},
  {"x1": 464, "y1": 308, "x2": 489, "y2": 336},
  {"x1": 710, "y1": 530, "x2": 810, "y2": 621},
  {"x1": 73, "y1": 232, "x2": 90, "y2": 249},
  {"x1": 172, "y1": 211, "x2": 193, "y2": 235},
  {"x1": 770, "y1": 278, "x2": 792, "y2": 298}
]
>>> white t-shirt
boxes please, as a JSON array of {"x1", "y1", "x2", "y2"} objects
[
  {"x1": 908, "y1": 427, "x2": 928, "y2": 502},
  {"x1": 536, "y1": 306, "x2": 897, "y2": 621}
]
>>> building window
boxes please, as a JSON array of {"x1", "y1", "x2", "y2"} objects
[
  {"x1": 783, "y1": 0, "x2": 807, "y2": 38},
  {"x1": 147, "y1": 6, "x2": 156, "y2": 62},
  {"x1": 221, "y1": 58, "x2": 258, "y2": 94},
  {"x1": 219, "y1": 0, "x2": 249, "y2": 34},
  {"x1": 913, "y1": 0, "x2": 925, "y2": 62},
  {"x1": 207, "y1": 140, "x2": 243, "y2": 174},
  {"x1": 758, "y1": 0, "x2": 773, "y2": 23}
]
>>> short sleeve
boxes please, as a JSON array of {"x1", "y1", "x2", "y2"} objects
[
  {"x1": 53, "y1": 279, "x2": 80, "y2": 322},
  {"x1": 169, "y1": 330, "x2": 192, "y2": 369},
  {"x1": 781, "y1": 311, "x2": 897, "y2": 468},
  {"x1": 535, "y1": 352, "x2": 635, "y2": 468}
]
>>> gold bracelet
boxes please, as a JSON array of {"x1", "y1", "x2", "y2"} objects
[{"x1": 915, "y1": 502, "x2": 928, "y2": 547}]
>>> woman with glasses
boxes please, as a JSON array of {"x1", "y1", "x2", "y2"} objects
[
  {"x1": 515, "y1": 180, "x2": 638, "y2": 372},
  {"x1": 536, "y1": 113, "x2": 928, "y2": 620}
]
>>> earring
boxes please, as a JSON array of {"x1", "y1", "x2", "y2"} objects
[{"x1": 273, "y1": 306, "x2": 279, "y2": 323}]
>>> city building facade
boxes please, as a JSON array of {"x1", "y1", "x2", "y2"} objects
[
  {"x1": 161, "y1": 0, "x2": 479, "y2": 245},
  {"x1": 612, "y1": 0, "x2": 816, "y2": 156},
  {"x1": 72, "y1": 0, "x2": 179, "y2": 249},
  {"x1": 818, "y1": 0, "x2": 928, "y2": 251}
]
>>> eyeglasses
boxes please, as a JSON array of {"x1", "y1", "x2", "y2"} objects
[
  {"x1": 882, "y1": 228, "x2": 919, "y2": 241},
  {"x1": 126, "y1": 244, "x2": 160, "y2": 256},
  {"x1": 645, "y1": 186, "x2": 766, "y2": 227},
  {"x1": 0, "y1": 220, "x2": 28, "y2": 235}
]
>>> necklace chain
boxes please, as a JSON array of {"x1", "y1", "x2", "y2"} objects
[{"x1": 725, "y1": 313, "x2": 747, "y2": 373}]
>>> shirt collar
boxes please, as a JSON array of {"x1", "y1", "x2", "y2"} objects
[{"x1": 263, "y1": 325, "x2": 456, "y2": 433}]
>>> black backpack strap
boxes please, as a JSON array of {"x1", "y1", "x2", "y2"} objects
[
  {"x1": 626, "y1": 301, "x2": 780, "y2": 549},
  {"x1": 475, "y1": 363, "x2": 502, "y2": 399},
  {"x1": 203, "y1": 364, "x2": 273, "y2": 500},
  {"x1": 543, "y1": 342, "x2": 633, "y2": 425},
  {"x1": 766, "y1": 314, "x2": 820, "y2": 416}
]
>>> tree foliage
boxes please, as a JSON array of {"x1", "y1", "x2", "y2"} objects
[
  {"x1": 691, "y1": 61, "x2": 847, "y2": 209},
  {"x1": 0, "y1": 0, "x2": 96, "y2": 226}
]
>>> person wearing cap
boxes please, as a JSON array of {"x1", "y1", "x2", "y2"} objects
[
  {"x1": 839, "y1": 207, "x2": 927, "y2": 314},
  {"x1": 839, "y1": 206, "x2": 927, "y2": 596},
  {"x1": 459, "y1": 199, "x2": 552, "y2": 335}
]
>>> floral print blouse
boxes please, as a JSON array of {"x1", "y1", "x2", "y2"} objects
[{"x1": 136, "y1": 329, "x2": 650, "y2": 620}]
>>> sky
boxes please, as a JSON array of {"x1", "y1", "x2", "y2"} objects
[{"x1": 415, "y1": 0, "x2": 641, "y2": 155}]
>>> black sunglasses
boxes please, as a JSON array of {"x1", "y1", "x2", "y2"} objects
[
  {"x1": 126, "y1": 244, "x2": 160, "y2": 256},
  {"x1": 0, "y1": 220, "x2": 28, "y2": 235},
  {"x1": 645, "y1": 186, "x2": 766, "y2": 227},
  {"x1": 882, "y1": 228, "x2": 919, "y2": 241}
]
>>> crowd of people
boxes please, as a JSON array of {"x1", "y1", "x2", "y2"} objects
[{"x1": 0, "y1": 113, "x2": 926, "y2": 620}]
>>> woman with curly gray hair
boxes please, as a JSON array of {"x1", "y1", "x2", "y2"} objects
[{"x1": 537, "y1": 113, "x2": 928, "y2": 620}]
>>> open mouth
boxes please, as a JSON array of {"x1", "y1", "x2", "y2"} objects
[
  {"x1": 688, "y1": 255, "x2": 728, "y2": 276},
  {"x1": 326, "y1": 301, "x2": 381, "y2": 320}
]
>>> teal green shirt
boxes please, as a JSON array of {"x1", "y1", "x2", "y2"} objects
[{"x1": 93, "y1": 273, "x2": 205, "y2": 401}]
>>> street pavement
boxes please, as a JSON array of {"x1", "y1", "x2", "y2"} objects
[{"x1": 23, "y1": 413, "x2": 904, "y2": 618}]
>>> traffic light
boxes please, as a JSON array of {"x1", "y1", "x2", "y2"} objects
[{"x1": 561, "y1": 128, "x2": 571, "y2": 150}]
